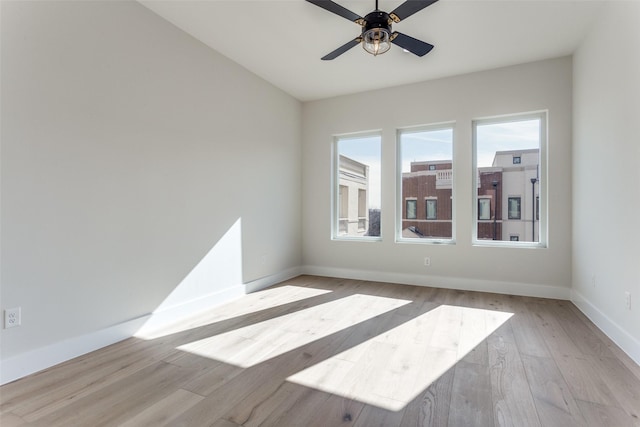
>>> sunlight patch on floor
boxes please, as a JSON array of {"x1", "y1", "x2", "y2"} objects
[
  {"x1": 136, "y1": 284, "x2": 333, "y2": 339},
  {"x1": 287, "y1": 305, "x2": 513, "y2": 411},
  {"x1": 177, "y1": 293, "x2": 412, "y2": 368}
]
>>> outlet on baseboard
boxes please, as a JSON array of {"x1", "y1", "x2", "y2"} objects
[{"x1": 4, "y1": 307, "x2": 21, "y2": 328}]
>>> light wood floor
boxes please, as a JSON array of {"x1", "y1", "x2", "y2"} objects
[{"x1": 2, "y1": 275, "x2": 639, "y2": 427}]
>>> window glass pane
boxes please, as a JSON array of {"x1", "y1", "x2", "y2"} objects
[
  {"x1": 426, "y1": 200, "x2": 437, "y2": 220},
  {"x1": 399, "y1": 126, "x2": 454, "y2": 240},
  {"x1": 478, "y1": 198, "x2": 491, "y2": 220},
  {"x1": 336, "y1": 135, "x2": 381, "y2": 238},
  {"x1": 475, "y1": 116, "x2": 542, "y2": 243},
  {"x1": 406, "y1": 200, "x2": 417, "y2": 219},
  {"x1": 508, "y1": 197, "x2": 521, "y2": 219}
]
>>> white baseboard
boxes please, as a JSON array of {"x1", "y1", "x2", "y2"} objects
[
  {"x1": 244, "y1": 266, "x2": 304, "y2": 294},
  {"x1": 0, "y1": 314, "x2": 150, "y2": 385},
  {"x1": 571, "y1": 289, "x2": 640, "y2": 365},
  {"x1": 135, "y1": 285, "x2": 245, "y2": 338},
  {"x1": 301, "y1": 265, "x2": 571, "y2": 300}
]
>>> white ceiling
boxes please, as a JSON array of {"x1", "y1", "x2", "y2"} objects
[{"x1": 139, "y1": 0, "x2": 604, "y2": 101}]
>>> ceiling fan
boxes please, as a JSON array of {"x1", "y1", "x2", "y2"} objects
[{"x1": 306, "y1": 0, "x2": 439, "y2": 60}]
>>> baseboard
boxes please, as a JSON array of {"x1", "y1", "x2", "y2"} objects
[
  {"x1": 301, "y1": 265, "x2": 571, "y2": 300},
  {"x1": 135, "y1": 285, "x2": 245, "y2": 338},
  {"x1": 571, "y1": 289, "x2": 640, "y2": 365},
  {"x1": 0, "y1": 314, "x2": 150, "y2": 385},
  {"x1": 244, "y1": 266, "x2": 304, "y2": 294}
]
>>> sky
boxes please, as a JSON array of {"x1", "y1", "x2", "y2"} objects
[{"x1": 338, "y1": 119, "x2": 541, "y2": 209}]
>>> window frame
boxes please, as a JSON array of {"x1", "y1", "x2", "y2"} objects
[
  {"x1": 472, "y1": 111, "x2": 547, "y2": 248},
  {"x1": 396, "y1": 122, "x2": 456, "y2": 245},
  {"x1": 331, "y1": 131, "x2": 382, "y2": 241}
]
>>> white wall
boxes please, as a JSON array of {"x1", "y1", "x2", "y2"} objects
[
  {"x1": 0, "y1": 0, "x2": 302, "y2": 380},
  {"x1": 302, "y1": 57, "x2": 573, "y2": 298},
  {"x1": 572, "y1": 1, "x2": 640, "y2": 362}
]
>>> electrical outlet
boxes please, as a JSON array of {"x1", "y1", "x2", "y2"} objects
[
  {"x1": 424, "y1": 257, "x2": 431, "y2": 266},
  {"x1": 625, "y1": 291, "x2": 631, "y2": 310},
  {"x1": 4, "y1": 307, "x2": 21, "y2": 329}
]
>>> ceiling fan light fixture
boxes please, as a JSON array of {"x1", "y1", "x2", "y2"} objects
[{"x1": 362, "y1": 28, "x2": 391, "y2": 56}]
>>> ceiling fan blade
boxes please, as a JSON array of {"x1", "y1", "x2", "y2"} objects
[
  {"x1": 391, "y1": 32, "x2": 434, "y2": 57},
  {"x1": 321, "y1": 38, "x2": 361, "y2": 60},
  {"x1": 306, "y1": 0, "x2": 362, "y2": 23},
  {"x1": 389, "y1": 0, "x2": 438, "y2": 22}
]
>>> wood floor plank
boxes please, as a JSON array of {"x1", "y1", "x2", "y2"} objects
[
  {"x1": 208, "y1": 419, "x2": 242, "y2": 427},
  {"x1": 567, "y1": 303, "x2": 640, "y2": 382},
  {"x1": 448, "y1": 360, "x2": 493, "y2": 427},
  {"x1": 587, "y1": 355, "x2": 640, "y2": 421},
  {"x1": 224, "y1": 382, "x2": 305, "y2": 427},
  {"x1": 520, "y1": 354, "x2": 586, "y2": 426},
  {"x1": 488, "y1": 322, "x2": 541, "y2": 427},
  {"x1": 11, "y1": 352, "x2": 162, "y2": 421},
  {"x1": 353, "y1": 404, "x2": 405, "y2": 427},
  {"x1": 28, "y1": 361, "x2": 201, "y2": 427},
  {"x1": 528, "y1": 301, "x2": 584, "y2": 358},
  {"x1": 259, "y1": 387, "x2": 332, "y2": 427},
  {"x1": 0, "y1": 412, "x2": 28, "y2": 427},
  {"x1": 400, "y1": 365, "x2": 454, "y2": 427},
  {"x1": 305, "y1": 394, "x2": 365, "y2": 427},
  {"x1": 575, "y1": 399, "x2": 637, "y2": 427},
  {"x1": 547, "y1": 301, "x2": 617, "y2": 359},
  {"x1": 552, "y1": 354, "x2": 619, "y2": 407},
  {"x1": 118, "y1": 388, "x2": 204, "y2": 427},
  {"x1": 1, "y1": 276, "x2": 638, "y2": 427},
  {"x1": 1, "y1": 338, "x2": 165, "y2": 414},
  {"x1": 507, "y1": 300, "x2": 552, "y2": 358}
]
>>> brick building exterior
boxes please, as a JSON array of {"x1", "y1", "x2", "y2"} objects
[
  {"x1": 401, "y1": 148, "x2": 539, "y2": 242},
  {"x1": 401, "y1": 161, "x2": 453, "y2": 238}
]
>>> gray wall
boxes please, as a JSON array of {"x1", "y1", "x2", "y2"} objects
[
  {"x1": 1, "y1": 1, "x2": 302, "y2": 362},
  {"x1": 302, "y1": 57, "x2": 573, "y2": 298},
  {"x1": 572, "y1": 1, "x2": 640, "y2": 361}
]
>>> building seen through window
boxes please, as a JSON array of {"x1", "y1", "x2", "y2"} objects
[
  {"x1": 335, "y1": 134, "x2": 381, "y2": 239},
  {"x1": 474, "y1": 114, "x2": 544, "y2": 243}
]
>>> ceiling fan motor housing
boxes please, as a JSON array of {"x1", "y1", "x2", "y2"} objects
[{"x1": 362, "y1": 11, "x2": 392, "y2": 34}]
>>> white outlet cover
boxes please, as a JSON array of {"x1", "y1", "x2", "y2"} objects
[{"x1": 4, "y1": 307, "x2": 21, "y2": 328}]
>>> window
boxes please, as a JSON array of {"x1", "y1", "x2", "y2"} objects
[
  {"x1": 473, "y1": 112, "x2": 546, "y2": 245},
  {"x1": 478, "y1": 198, "x2": 491, "y2": 220},
  {"x1": 334, "y1": 134, "x2": 381, "y2": 239},
  {"x1": 426, "y1": 199, "x2": 437, "y2": 220},
  {"x1": 406, "y1": 199, "x2": 417, "y2": 219},
  {"x1": 508, "y1": 197, "x2": 521, "y2": 219},
  {"x1": 398, "y1": 124, "x2": 454, "y2": 242}
]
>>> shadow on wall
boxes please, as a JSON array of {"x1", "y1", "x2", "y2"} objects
[{"x1": 136, "y1": 218, "x2": 245, "y2": 337}]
